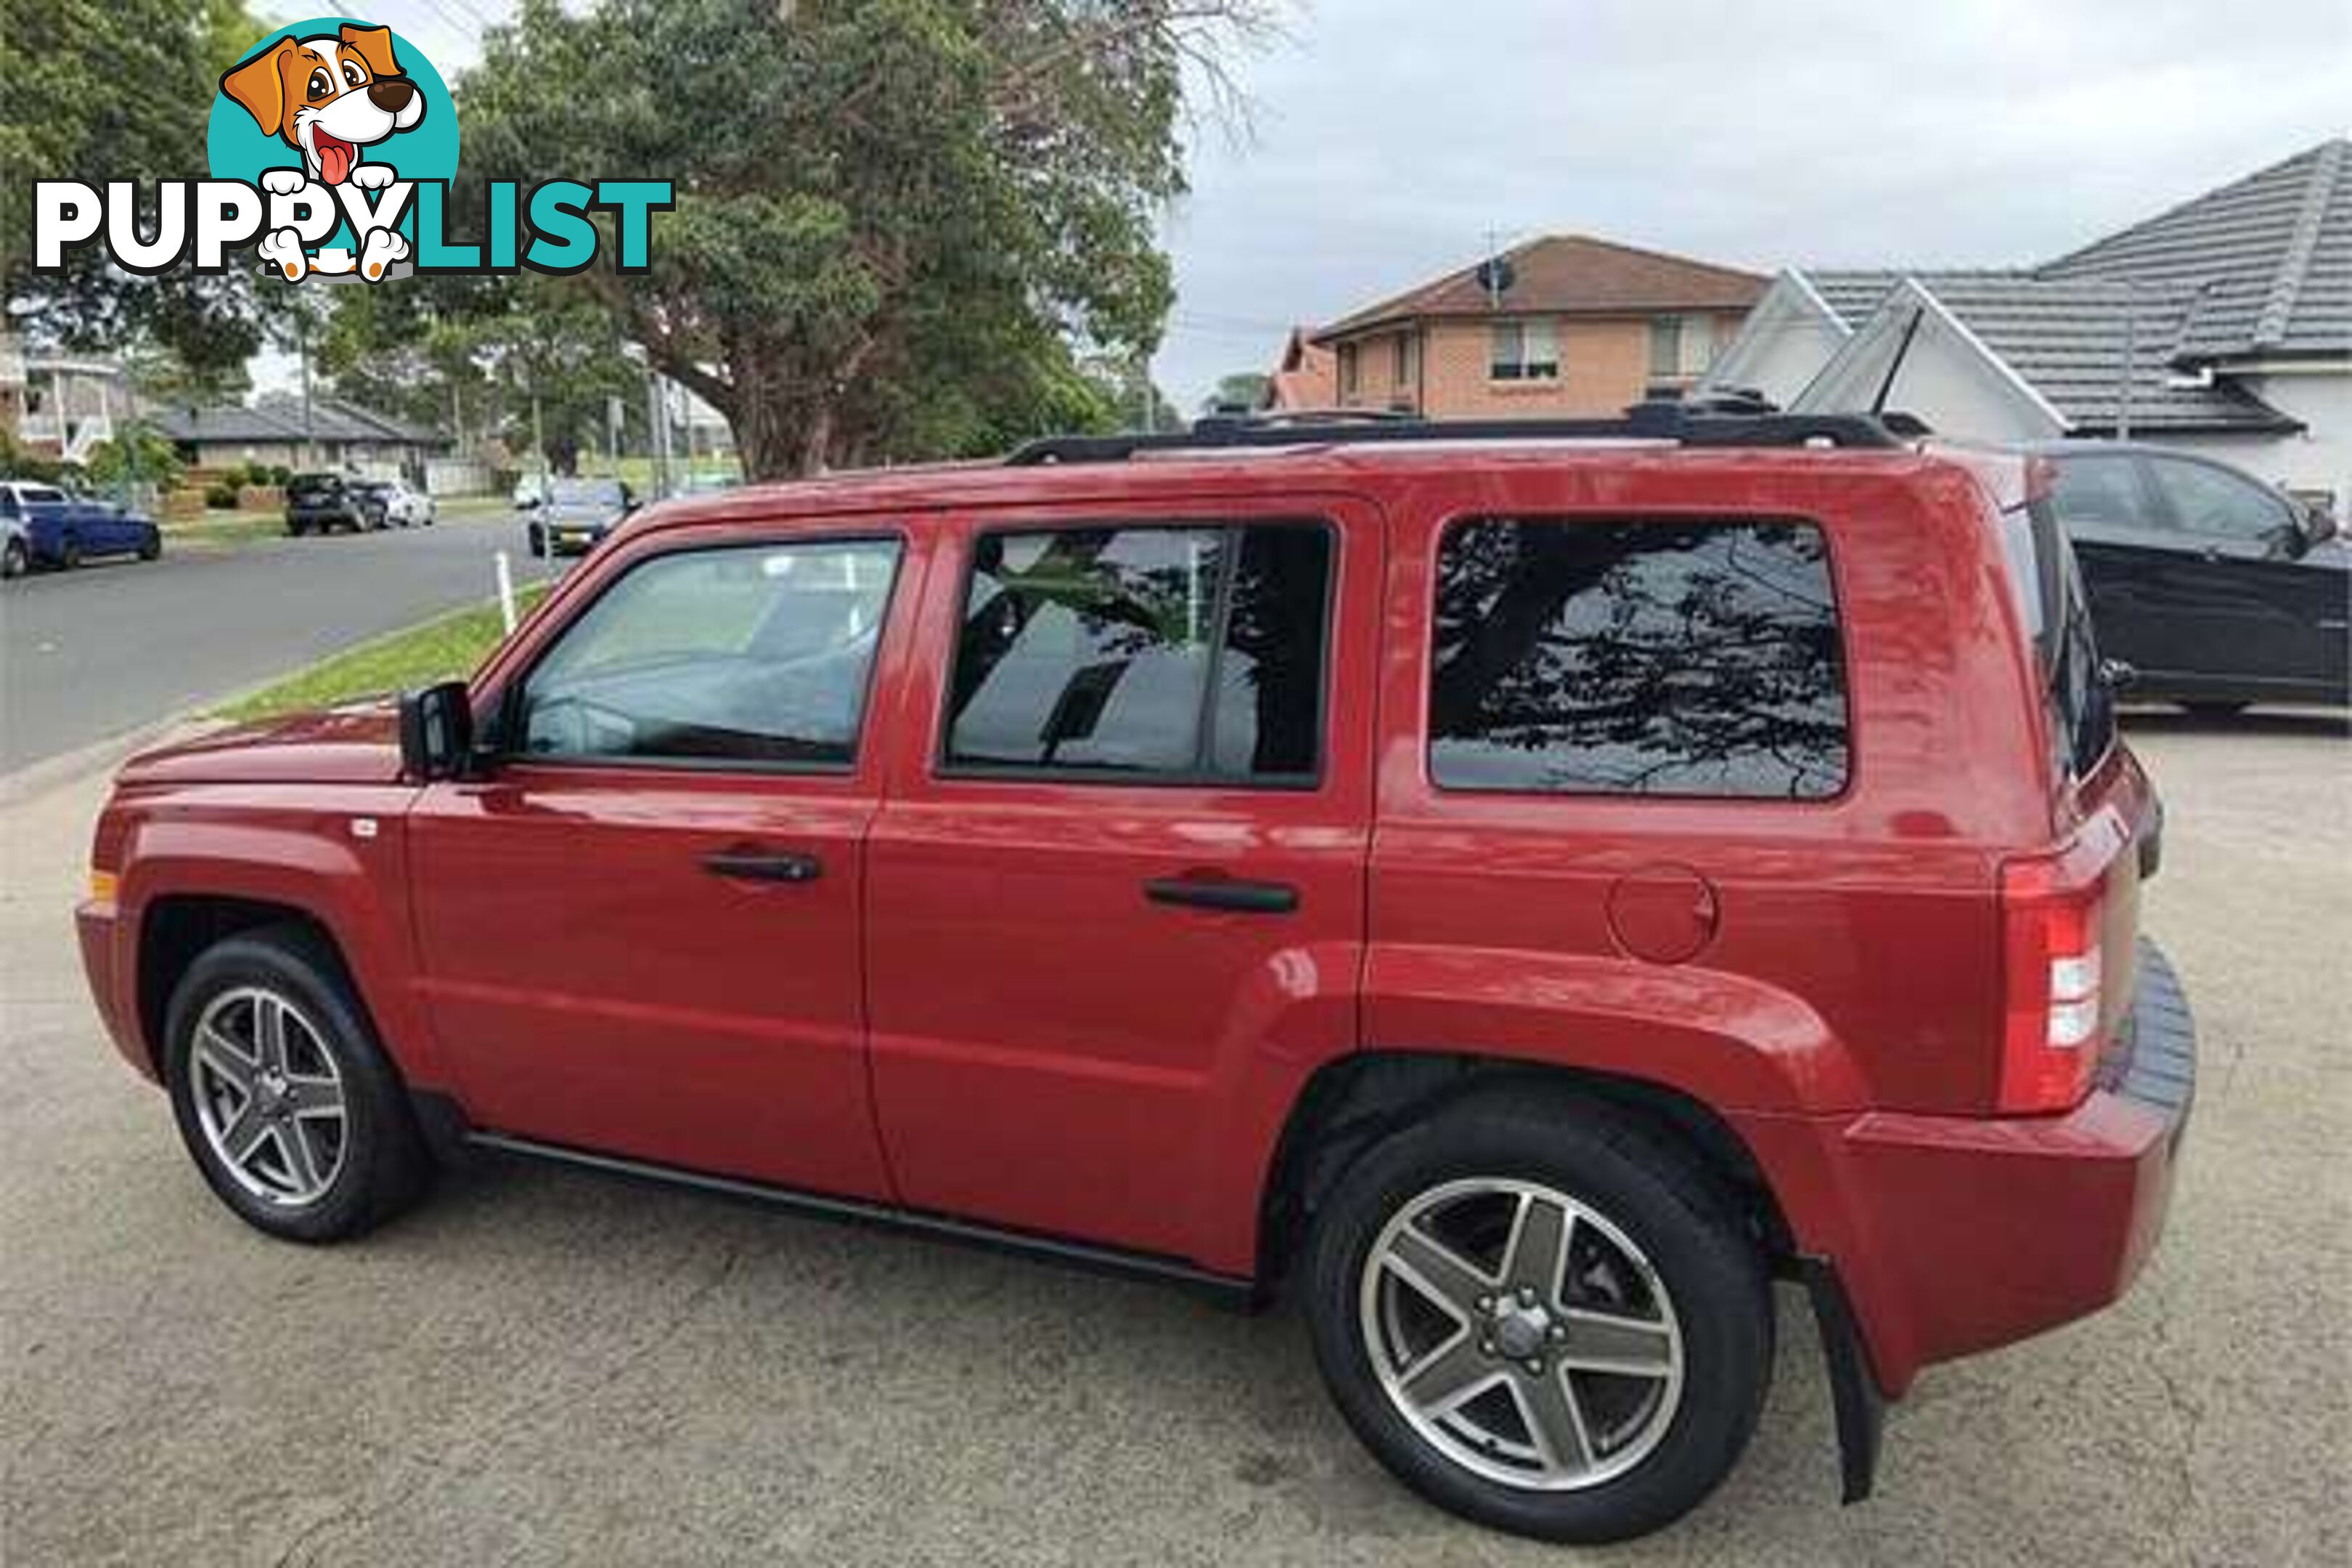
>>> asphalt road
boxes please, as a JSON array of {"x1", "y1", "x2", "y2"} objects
[
  {"x1": 1, "y1": 713, "x2": 2345, "y2": 1566},
  {"x1": 0, "y1": 515, "x2": 552, "y2": 774}
]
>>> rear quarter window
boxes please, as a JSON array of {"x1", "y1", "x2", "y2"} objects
[{"x1": 1429, "y1": 518, "x2": 1850, "y2": 799}]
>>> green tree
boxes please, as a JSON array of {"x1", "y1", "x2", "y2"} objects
[
  {"x1": 1201, "y1": 371, "x2": 1270, "y2": 415},
  {"x1": 457, "y1": 0, "x2": 1269, "y2": 478},
  {"x1": 0, "y1": 0, "x2": 266, "y2": 383}
]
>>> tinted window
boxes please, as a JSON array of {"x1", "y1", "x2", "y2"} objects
[
  {"x1": 946, "y1": 523, "x2": 1331, "y2": 780},
  {"x1": 22, "y1": 486, "x2": 67, "y2": 505},
  {"x1": 1430, "y1": 519, "x2": 1847, "y2": 799},
  {"x1": 2049, "y1": 456, "x2": 2152, "y2": 528},
  {"x1": 2150, "y1": 459, "x2": 2296, "y2": 548},
  {"x1": 518, "y1": 539, "x2": 899, "y2": 767}
]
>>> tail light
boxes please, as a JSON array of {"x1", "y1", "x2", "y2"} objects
[{"x1": 1997, "y1": 844, "x2": 2110, "y2": 1113}]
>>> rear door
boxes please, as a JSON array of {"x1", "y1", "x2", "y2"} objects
[
  {"x1": 2047, "y1": 452, "x2": 2184, "y2": 678},
  {"x1": 862, "y1": 499, "x2": 1379, "y2": 1267},
  {"x1": 408, "y1": 527, "x2": 920, "y2": 1199}
]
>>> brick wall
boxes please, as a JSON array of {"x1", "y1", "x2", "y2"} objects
[{"x1": 1332, "y1": 312, "x2": 1744, "y2": 419}]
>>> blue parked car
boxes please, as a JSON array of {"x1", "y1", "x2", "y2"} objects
[{"x1": 0, "y1": 480, "x2": 163, "y2": 570}]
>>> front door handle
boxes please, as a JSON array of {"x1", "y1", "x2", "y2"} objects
[
  {"x1": 701, "y1": 848, "x2": 822, "y2": 884},
  {"x1": 1143, "y1": 875, "x2": 1299, "y2": 915}
]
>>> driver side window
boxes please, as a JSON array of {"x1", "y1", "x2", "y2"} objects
[
  {"x1": 2152, "y1": 459, "x2": 2296, "y2": 550},
  {"x1": 517, "y1": 537, "x2": 902, "y2": 767}
]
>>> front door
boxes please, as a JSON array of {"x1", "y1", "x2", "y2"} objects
[
  {"x1": 864, "y1": 501, "x2": 1379, "y2": 1265},
  {"x1": 409, "y1": 531, "x2": 912, "y2": 1198},
  {"x1": 2135, "y1": 454, "x2": 2346, "y2": 696}
]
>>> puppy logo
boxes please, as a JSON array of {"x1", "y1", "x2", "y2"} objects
[{"x1": 211, "y1": 19, "x2": 457, "y2": 285}]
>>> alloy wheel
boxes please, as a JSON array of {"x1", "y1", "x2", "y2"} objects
[
  {"x1": 187, "y1": 986, "x2": 350, "y2": 1207},
  {"x1": 1359, "y1": 1177, "x2": 1685, "y2": 1491}
]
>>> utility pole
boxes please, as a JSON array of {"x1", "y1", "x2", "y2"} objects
[
  {"x1": 298, "y1": 309, "x2": 317, "y2": 470},
  {"x1": 2118, "y1": 285, "x2": 2136, "y2": 441},
  {"x1": 644, "y1": 368, "x2": 669, "y2": 499}
]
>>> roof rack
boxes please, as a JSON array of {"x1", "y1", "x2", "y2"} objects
[{"x1": 1005, "y1": 398, "x2": 1918, "y2": 466}]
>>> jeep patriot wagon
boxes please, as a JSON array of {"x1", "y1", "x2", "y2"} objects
[{"x1": 76, "y1": 409, "x2": 2194, "y2": 1543}]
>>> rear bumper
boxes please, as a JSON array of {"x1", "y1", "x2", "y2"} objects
[{"x1": 1740, "y1": 939, "x2": 2195, "y2": 1396}]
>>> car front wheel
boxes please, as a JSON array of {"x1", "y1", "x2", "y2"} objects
[
  {"x1": 164, "y1": 928, "x2": 430, "y2": 1242},
  {"x1": 1304, "y1": 1093, "x2": 1771, "y2": 1544},
  {"x1": 1, "y1": 536, "x2": 25, "y2": 578},
  {"x1": 137, "y1": 529, "x2": 161, "y2": 561},
  {"x1": 57, "y1": 534, "x2": 82, "y2": 569}
]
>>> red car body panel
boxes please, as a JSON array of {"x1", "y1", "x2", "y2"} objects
[{"x1": 75, "y1": 443, "x2": 2189, "y2": 1402}]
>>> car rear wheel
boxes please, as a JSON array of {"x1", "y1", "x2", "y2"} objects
[
  {"x1": 137, "y1": 530, "x2": 161, "y2": 561},
  {"x1": 1, "y1": 536, "x2": 25, "y2": 578},
  {"x1": 1304, "y1": 1093, "x2": 1771, "y2": 1543},
  {"x1": 163, "y1": 928, "x2": 431, "y2": 1242},
  {"x1": 57, "y1": 534, "x2": 82, "y2": 569}
]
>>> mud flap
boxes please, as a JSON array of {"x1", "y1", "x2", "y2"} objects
[{"x1": 1797, "y1": 1255, "x2": 1885, "y2": 1503}]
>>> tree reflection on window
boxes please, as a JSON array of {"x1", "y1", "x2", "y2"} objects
[{"x1": 1431, "y1": 519, "x2": 1848, "y2": 798}]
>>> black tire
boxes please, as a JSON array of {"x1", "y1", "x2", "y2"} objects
[
  {"x1": 1304, "y1": 1091, "x2": 1772, "y2": 1544},
  {"x1": 163, "y1": 926, "x2": 431, "y2": 1243},
  {"x1": 58, "y1": 534, "x2": 82, "y2": 569},
  {"x1": 1, "y1": 536, "x2": 25, "y2": 579},
  {"x1": 137, "y1": 529, "x2": 161, "y2": 561},
  {"x1": 287, "y1": 520, "x2": 307, "y2": 537}
]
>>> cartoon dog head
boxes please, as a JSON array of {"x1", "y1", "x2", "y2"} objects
[{"x1": 220, "y1": 25, "x2": 424, "y2": 187}]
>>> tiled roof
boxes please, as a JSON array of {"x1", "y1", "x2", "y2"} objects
[
  {"x1": 2040, "y1": 138, "x2": 2351, "y2": 360},
  {"x1": 152, "y1": 398, "x2": 444, "y2": 447},
  {"x1": 1802, "y1": 269, "x2": 2300, "y2": 433},
  {"x1": 1264, "y1": 327, "x2": 1336, "y2": 409},
  {"x1": 1315, "y1": 234, "x2": 1765, "y2": 340}
]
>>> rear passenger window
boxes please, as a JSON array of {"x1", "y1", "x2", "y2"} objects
[
  {"x1": 1429, "y1": 519, "x2": 1848, "y2": 799},
  {"x1": 945, "y1": 523, "x2": 1331, "y2": 782}
]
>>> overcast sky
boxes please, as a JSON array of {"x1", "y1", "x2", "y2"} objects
[{"x1": 256, "y1": 0, "x2": 2351, "y2": 409}]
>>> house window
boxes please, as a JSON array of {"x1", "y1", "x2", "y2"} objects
[
  {"x1": 1649, "y1": 316, "x2": 1718, "y2": 382},
  {"x1": 1338, "y1": 342, "x2": 1360, "y2": 399},
  {"x1": 1489, "y1": 319, "x2": 1559, "y2": 382},
  {"x1": 1392, "y1": 332, "x2": 1417, "y2": 387}
]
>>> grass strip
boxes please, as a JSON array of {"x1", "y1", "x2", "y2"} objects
[{"x1": 216, "y1": 584, "x2": 551, "y2": 722}]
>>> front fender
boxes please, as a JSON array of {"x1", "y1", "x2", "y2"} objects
[
  {"x1": 113, "y1": 791, "x2": 444, "y2": 1087},
  {"x1": 1363, "y1": 944, "x2": 1866, "y2": 1115}
]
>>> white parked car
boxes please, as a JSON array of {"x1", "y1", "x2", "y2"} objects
[{"x1": 356, "y1": 477, "x2": 436, "y2": 528}]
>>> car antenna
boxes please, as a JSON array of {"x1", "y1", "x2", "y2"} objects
[{"x1": 1869, "y1": 304, "x2": 1927, "y2": 415}]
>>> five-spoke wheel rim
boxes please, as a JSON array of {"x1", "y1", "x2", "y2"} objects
[
  {"x1": 189, "y1": 987, "x2": 349, "y2": 1207},
  {"x1": 1359, "y1": 1177, "x2": 1684, "y2": 1491}
]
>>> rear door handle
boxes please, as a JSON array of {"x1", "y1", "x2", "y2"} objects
[
  {"x1": 1143, "y1": 875, "x2": 1299, "y2": 915},
  {"x1": 701, "y1": 849, "x2": 822, "y2": 884}
]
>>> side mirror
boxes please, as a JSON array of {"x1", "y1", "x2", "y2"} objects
[
  {"x1": 399, "y1": 679, "x2": 475, "y2": 782},
  {"x1": 2305, "y1": 502, "x2": 2340, "y2": 548}
]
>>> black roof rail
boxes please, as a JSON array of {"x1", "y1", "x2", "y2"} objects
[{"x1": 1005, "y1": 400, "x2": 1917, "y2": 466}]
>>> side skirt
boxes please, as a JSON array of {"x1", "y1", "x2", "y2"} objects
[{"x1": 460, "y1": 1123, "x2": 1259, "y2": 1310}]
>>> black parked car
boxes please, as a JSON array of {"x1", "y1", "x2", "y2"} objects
[
  {"x1": 285, "y1": 473, "x2": 383, "y2": 536},
  {"x1": 2037, "y1": 443, "x2": 2347, "y2": 711}
]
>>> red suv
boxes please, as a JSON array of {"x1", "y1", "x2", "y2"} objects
[{"x1": 76, "y1": 410, "x2": 2194, "y2": 1543}]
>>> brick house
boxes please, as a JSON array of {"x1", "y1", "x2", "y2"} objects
[{"x1": 1305, "y1": 234, "x2": 1767, "y2": 419}]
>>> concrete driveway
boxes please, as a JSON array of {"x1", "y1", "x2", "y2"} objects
[
  {"x1": 1, "y1": 714, "x2": 2345, "y2": 1565},
  {"x1": 0, "y1": 513, "x2": 552, "y2": 773}
]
